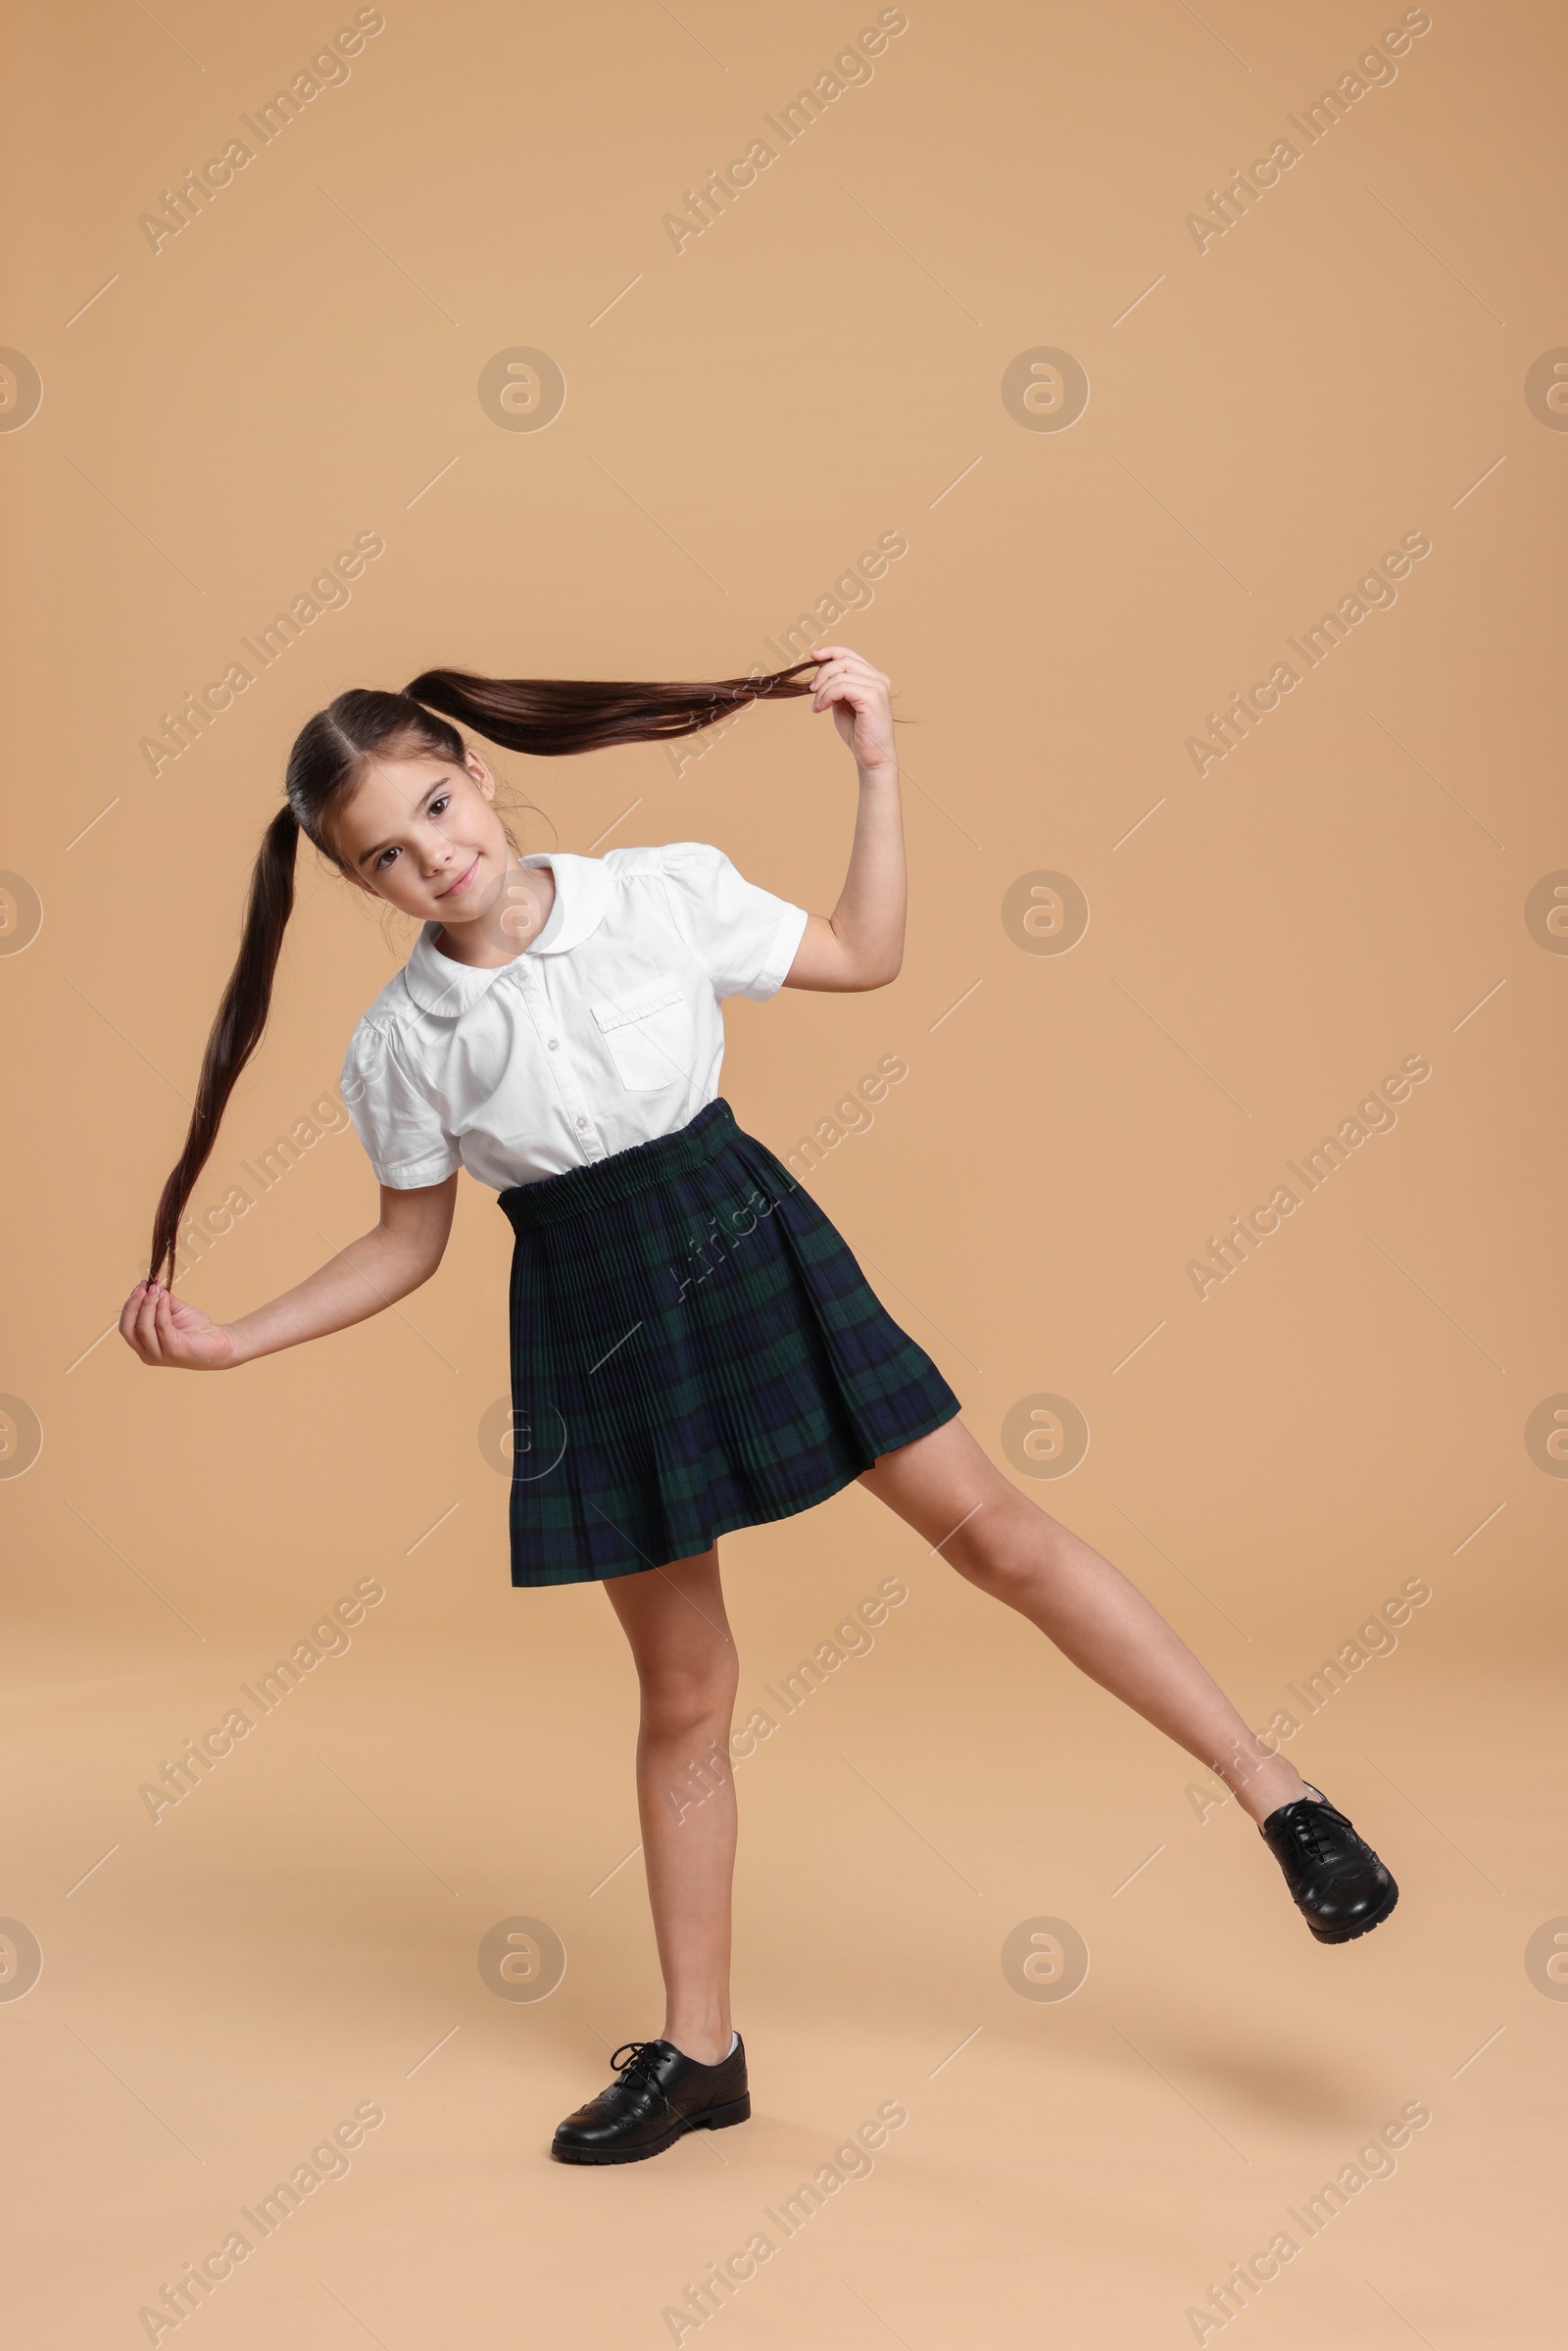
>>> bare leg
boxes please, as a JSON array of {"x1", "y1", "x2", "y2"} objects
[
  {"x1": 858, "y1": 1419, "x2": 1310, "y2": 1826},
  {"x1": 604, "y1": 1550, "x2": 738, "y2": 2065}
]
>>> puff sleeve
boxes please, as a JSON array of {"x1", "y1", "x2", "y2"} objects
[
  {"x1": 340, "y1": 1017, "x2": 462, "y2": 1189},
  {"x1": 658, "y1": 842, "x2": 808, "y2": 1001}
]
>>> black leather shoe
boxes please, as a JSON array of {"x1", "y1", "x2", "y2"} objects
[
  {"x1": 1261, "y1": 1788, "x2": 1398, "y2": 1943},
  {"x1": 551, "y1": 2036, "x2": 751, "y2": 2164}
]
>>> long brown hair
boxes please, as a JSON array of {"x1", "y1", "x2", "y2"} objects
[{"x1": 147, "y1": 658, "x2": 819, "y2": 1284}]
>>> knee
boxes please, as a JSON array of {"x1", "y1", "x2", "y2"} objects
[
  {"x1": 947, "y1": 1494, "x2": 1057, "y2": 1603},
  {"x1": 637, "y1": 1650, "x2": 738, "y2": 1743}
]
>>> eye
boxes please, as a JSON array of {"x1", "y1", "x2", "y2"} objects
[
  {"x1": 429, "y1": 794, "x2": 451, "y2": 817},
  {"x1": 373, "y1": 845, "x2": 401, "y2": 871}
]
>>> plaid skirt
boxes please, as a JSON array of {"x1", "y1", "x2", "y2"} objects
[{"x1": 495, "y1": 1099, "x2": 961, "y2": 1586}]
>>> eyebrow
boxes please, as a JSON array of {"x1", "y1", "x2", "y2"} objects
[{"x1": 355, "y1": 778, "x2": 447, "y2": 870}]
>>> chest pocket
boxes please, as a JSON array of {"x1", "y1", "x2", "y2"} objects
[{"x1": 589, "y1": 972, "x2": 697, "y2": 1092}]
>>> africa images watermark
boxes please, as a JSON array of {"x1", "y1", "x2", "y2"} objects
[
  {"x1": 137, "y1": 11, "x2": 387, "y2": 255},
  {"x1": 664, "y1": 529, "x2": 910, "y2": 781},
  {"x1": 150, "y1": 1086, "x2": 356, "y2": 1291},
  {"x1": 1185, "y1": 1053, "x2": 1432, "y2": 1300},
  {"x1": 1184, "y1": 9, "x2": 1434, "y2": 255},
  {"x1": 785, "y1": 1053, "x2": 909, "y2": 1183},
  {"x1": 661, "y1": 2098, "x2": 909, "y2": 2341},
  {"x1": 664, "y1": 1054, "x2": 909, "y2": 1306},
  {"x1": 759, "y1": 531, "x2": 910, "y2": 672},
  {"x1": 1185, "y1": 1573, "x2": 1434, "y2": 1825},
  {"x1": 1183, "y1": 2100, "x2": 1433, "y2": 2341},
  {"x1": 662, "y1": 10, "x2": 909, "y2": 256},
  {"x1": 668, "y1": 1179, "x2": 793, "y2": 1305},
  {"x1": 1185, "y1": 532, "x2": 1432, "y2": 778},
  {"x1": 136, "y1": 2100, "x2": 385, "y2": 2342},
  {"x1": 665, "y1": 1574, "x2": 911, "y2": 1830},
  {"x1": 137, "y1": 1579, "x2": 386, "y2": 1825},
  {"x1": 138, "y1": 533, "x2": 387, "y2": 777}
]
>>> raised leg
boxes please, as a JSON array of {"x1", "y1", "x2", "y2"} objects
[
  {"x1": 604, "y1": 1549, "x2": 738, "y2": 2064},
  {"x1": 858, "y1": 1418, "x2": 1310, "y2": 1826}
]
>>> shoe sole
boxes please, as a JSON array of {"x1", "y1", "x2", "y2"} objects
[
  {"x1": 551, "y1": 2092, "x2": 752, "y2": 2165},
  {"x1": 1307, "y1": 1882, "x2": 1399, "y2": 1943}
]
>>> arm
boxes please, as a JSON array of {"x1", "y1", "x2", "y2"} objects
[
  {"x1": 120, "y1": 1174, "x2": 460, "y2": 1370},
  {"x1": 781, "y1": 646, "x2": 906, "y2": 993}
]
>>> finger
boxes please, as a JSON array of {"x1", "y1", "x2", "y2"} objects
[
  {"x1": 129, "y1": 1283, "x2": 157, "y2": 1356},
  {"x1": 154, "y1": 1288, "x2": 185, "y2": 1364},
  {"x1": 136, "y1": 1283, "x2": 170, "y2": 1364},
  {"x1": 812, "y1": 647, "x2": 882, "y2": 681},
  {"x1": 808, "y1": 661, "x2": 862, "y2": 705},
  {"x1": 120, "y1": 1283, "x2": 149, "y2": 1347},
  {"x1": 809, "y1": 656, "x2": 884, "y2": 701},
  {"x1": 812, "y1": 671, "x2": 871, "y2": 708}
]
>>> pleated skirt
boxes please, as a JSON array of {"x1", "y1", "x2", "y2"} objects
[{"x1": 495, "y1": 1099, "x2": 961, "y2": 1586}]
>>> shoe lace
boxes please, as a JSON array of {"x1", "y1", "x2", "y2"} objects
[
  {"x1": 1283, "y1": 1803, "x2": 1339, "y2": 1867},
  {"x1": 610, "y1": 2041, "x2": 666, "y2": 2091}
]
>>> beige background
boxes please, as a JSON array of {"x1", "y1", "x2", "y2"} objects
[{"x1": 3, "y1": 0, "x2": 1564, "y2": 2342}]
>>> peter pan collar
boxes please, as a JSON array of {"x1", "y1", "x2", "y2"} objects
[{"x1": 400, "y1": 852, "x2": 612, "y2": 1016}]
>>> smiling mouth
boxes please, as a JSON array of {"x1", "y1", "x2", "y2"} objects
[{"x1": 438, "y1": 855, "x2": 481, "y2": 899}]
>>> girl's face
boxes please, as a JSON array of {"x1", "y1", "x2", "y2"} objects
[{"x1": 333, "y1": 748, "x2": 515, "y2": 927}]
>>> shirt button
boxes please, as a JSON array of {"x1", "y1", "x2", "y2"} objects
[
  {"x1": 548, "y1": 1039, "x2": 560, "y2": 1051},
  {"x1": 575, "y1": 1115, "x2": 588, "y2": 1129}
]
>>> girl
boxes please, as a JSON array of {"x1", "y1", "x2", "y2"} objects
[{"x1": 121, "y1": 645, "x2": 1397, "y2": 2166}]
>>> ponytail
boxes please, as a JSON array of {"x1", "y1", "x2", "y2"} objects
[
  {"x1": 402, "y1": 658, "x2": 819, "y2": 758},
  {"x1": 146, "y1": 652, "x2": 822, "y2": 1284},
  {"x1": 147, "y1": 805, "x2": 299, "y2": 1284}
]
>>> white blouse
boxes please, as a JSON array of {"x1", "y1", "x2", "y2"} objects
[{"x1": 339, "y1": 842, "x2": 809, "y2": 1192}]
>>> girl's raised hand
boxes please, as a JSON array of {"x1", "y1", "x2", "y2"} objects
[
  {"x1": 808, "y1": 646, "x2": 897, "y2": 773},
  {"x1": 120, "y1": 1281, "x2": 240, "y2": 1371}
]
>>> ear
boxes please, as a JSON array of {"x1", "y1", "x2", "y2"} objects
[{"x1": 464, "y1": 749, "x2": 496, "y2": 800}]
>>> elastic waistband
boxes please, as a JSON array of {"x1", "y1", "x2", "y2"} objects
[{"x1": 497, "y1": 1099, "x2": 740, "y2": 1234}]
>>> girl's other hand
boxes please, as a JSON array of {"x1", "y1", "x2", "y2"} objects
[
  {"x1": 808, "y1": 646, "x2": 897, "y2": 773},
  {"x1": 120, "y1": 1281, "x2": 240, "y2": 1370}
]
